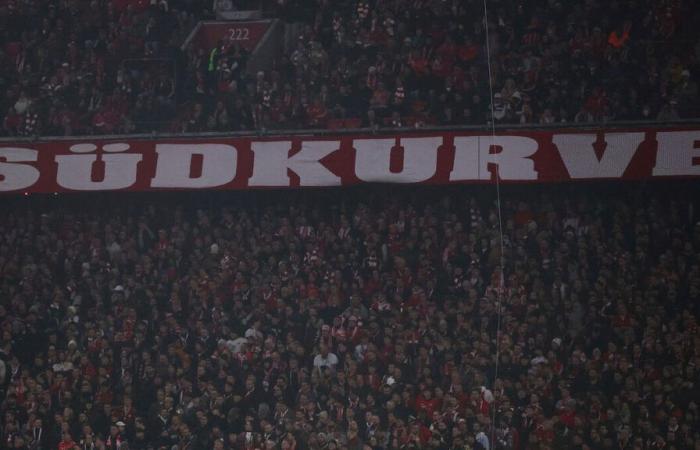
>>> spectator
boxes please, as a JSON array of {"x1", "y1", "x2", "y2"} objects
[
  {"x1": 677, "y1": 70, "x2": 698, "y2": 115},
  {"x1": 2, "y1": 107, "x2": 21, "y2": 136},
  {"x1": 313, "y1": 344, "x2": 339, "y2": 371},
  {"x1": 607, "y1": 22, "x2": 632, "y2": 49},
  {"x1": 657, "y1": 100, "x2": 681, "y2": 121},
  {"x1": 574, "y1": 107, "x2": 594, "y2": 123},
  {"x1": 0, "y1": 0, "x2": 695, "y2": 135},
  {"x1": 20, "y1": 104, "x2": 41, "y2": 136},
  {"x1": 57, "y1": 432, "x2": 76, "y2": 450},
  {"x1": 539, "y1": 107, "x2": 555, "y2": 124},
  {"x1": 489, "y1": 93, "x2": 510, "y2": 122},
  {"x1": 2, "y1": 183, "x2": 700, "y2": 449}
]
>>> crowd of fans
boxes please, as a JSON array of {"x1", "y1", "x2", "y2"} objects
[
  {"x1": 2, "y1": 0, "x2": 700, "y2": 136},
  {"x1": 1, "y1": 183, "x2": 699, "y2": 450},
  {"x1": 0, "y1": 0, "x2": 203, "y2": 137}
]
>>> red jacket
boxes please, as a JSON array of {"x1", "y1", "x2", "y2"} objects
[
  {"x1": 415, "y1": 395, "x2": 440, "y2": 416},
  {"x1": 58, "y1": 439, "x2": 77, "y2": 450}
]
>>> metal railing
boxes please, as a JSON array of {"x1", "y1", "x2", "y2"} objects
[{"x1": 1, "y1": 118, "x2": 700, "y2": 144}]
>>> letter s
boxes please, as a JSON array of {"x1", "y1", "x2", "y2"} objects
[{"x1": 0, "y1": 147, "x2": 40, "y2": 192}]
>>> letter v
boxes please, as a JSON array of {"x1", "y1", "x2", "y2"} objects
[{"x1": 553, "y1": 133, "x2": 644, "y2": 179}]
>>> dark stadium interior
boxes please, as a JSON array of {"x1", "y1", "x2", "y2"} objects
[{"x1": 2, "y1": 0, "x2": 700, "y2": 449}]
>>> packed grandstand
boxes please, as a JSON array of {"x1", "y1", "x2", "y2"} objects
[
  {"x1": 2, "y1": 0, "x2": 700, "y2": 449},
  {"x1": 1, "y1": 0, "x2": 699, "y2": 136},
  {"x1": 0, "y1": 184, "x2": 699, "y2": 450}
]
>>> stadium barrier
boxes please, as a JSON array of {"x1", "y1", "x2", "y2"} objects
[{"x1": 1, "y1": 123, "x2": 699, "y2": 193}]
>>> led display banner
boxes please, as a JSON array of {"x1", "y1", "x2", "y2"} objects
[{"x1": 191, "y1": 20, "x2": 272, "y2": 52}]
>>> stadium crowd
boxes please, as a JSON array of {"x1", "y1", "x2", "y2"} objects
[
  {"x1": 0, "y1": 184, "x2": 699, "y2": 450},
  {"x1": 1, "y1": 0, "x2": 700, "y2": 136}
]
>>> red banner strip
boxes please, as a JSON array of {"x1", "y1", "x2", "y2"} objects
[{"x1": 1, "y1": 128, "x2": 699, "y2": 193}]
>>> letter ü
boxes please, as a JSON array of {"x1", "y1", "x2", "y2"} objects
[{"x1": 56, "y1": 143, "x2": 142, "y2": 191}]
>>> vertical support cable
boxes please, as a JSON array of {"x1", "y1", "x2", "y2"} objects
[{"x1": 481, "y1": 0, "x2": 506, "y2": 447}]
